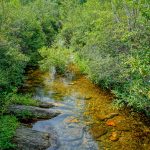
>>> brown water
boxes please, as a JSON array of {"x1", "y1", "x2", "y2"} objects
[{"x1": 23, "y1": 66, "x2": 150, "y2": 150}]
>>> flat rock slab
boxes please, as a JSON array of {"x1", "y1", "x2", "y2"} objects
[
  {"x1": 38, "y1": 101, "x2": 55, "y2": 108},
  {"x1": 8, "y1": 105, "x2": 61, "y2": 119},
  {"x1": 13, "y1": 126, "x2": 56, "y2": 150}
]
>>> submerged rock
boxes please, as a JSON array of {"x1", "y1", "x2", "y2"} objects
[
  {"x1": 97, "y1": 113, "x2": 119, "y2": 121},
  {"x1": 13, "y1": 126, "x2": 57, "y2": 150},
  {"x1": 106, "y1": 120, "x2": 116, "y2": 127},
  {"x1": 8, "y1": 105, "x2": 60, "y2": 119},
  {"x1": 77, "y1": 95, "x2": 92, "y2": 100},
  {"x1": 116, "y1": 122, "x2": 131, "y2": 131},
  {"x1": 91, "y1": 125, "x2": 108, "y2": 139},
  {"x1": 109, "y1": 131, "x2": 120, "y2": 141},
  {"x1": 65, "y1": 116, "x2": 79, "y2": 123},
  {"x1": 68, "y1": 82, "x2": 75, "y2": 85}
]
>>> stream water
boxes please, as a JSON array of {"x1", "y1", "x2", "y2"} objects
[{"x1": 22, "y1": 66, "x2": 150, "y2": 150}]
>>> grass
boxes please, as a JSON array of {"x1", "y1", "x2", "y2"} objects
[{"x1": 8, "y1": 93, "x2": 39, "y2": 106}]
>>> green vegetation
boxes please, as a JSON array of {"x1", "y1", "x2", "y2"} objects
[
  {"x1": 0, "y1": 0, "x2": 60, "y2": 90},
  {"x1": 0, "y1": 92, "x2": 38, "y2": 114},
  {"x1": 0, "y1": 0, "x2": 149, "y2": 149},
  {"x1": 0, "y1": 116, "x2": 19, "y2": 149},
  {"x1": 39, "y1": 46, "x2": 72, "y2": 73},
  {"x1": 0, "y1": 92, "x2": 38, "y2": 149},
  {"x1": 14, "y1": 110, "x2": 34, "y2": 121}
]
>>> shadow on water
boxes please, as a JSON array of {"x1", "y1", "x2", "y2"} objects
[{"x1": 22, "y1": 66, "x2": 150, "y2": 150}]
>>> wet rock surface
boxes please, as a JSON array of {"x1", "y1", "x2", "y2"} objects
[
  {"x1": 90, "y1": 124, "x2": 108, "y2": 139},
  {"x1": 109, "y1": 131, "x2": 120, "y2": 141},
  {"x1": 13, "y1": 126, "x2": 58, "y2": 150},
  {"x1": 96, "y1": 113, "x2": 119, "y2": 121},
  {"x1": 33, "y1": 114, "x2": 99, "y2": 150},
  {"x1": 38, "y1": 101, "x2": 55, "y2": 108}
]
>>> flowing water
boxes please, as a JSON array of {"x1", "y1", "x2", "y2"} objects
[{"x1": 22, "y1": 66, "x2": 150, "y2": 150}]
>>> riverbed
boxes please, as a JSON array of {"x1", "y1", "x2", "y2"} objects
[{"x1": 22, "y1": 66, "x2": 150, "y2": 150}]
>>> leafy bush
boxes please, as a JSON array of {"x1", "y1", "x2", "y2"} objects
[
  {"x1": 0, "y1": 115, "x2": 19, "y2": 150},
  {"x1": 0, "y1": 35, "x2": 28, "y2": 90},
  {"x1": 113, "y1": 49, "x2": 150, "y2": 113},
  {"x1": 39, "y1": 46, "x2": 72, "y2": 73},
  {"x1": 6, "y1": 93, "x2": 38, "y2": 106}
]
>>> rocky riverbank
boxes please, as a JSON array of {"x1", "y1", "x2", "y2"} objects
[{"x1": 7, "y1": 101, "x2": 61, "y2": 150}]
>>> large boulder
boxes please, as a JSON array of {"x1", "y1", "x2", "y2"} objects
[{"x1": 13, "y1": 126, "x2": 58, "y2": 150}]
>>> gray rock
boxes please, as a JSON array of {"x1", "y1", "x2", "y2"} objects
[
  {"x1": 38, "y1": 102, "x2": 55, "y2": 108},
  {"x1": 8, "y1": 105, "x2": 60, "y2": 119},
  {"x1": 13, "y1": 126, "x2": 57, "y2": 150}
]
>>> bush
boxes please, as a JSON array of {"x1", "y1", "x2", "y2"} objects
[
  {"x1": 39, "y1": 46, "x2": 72, "y2": 73},
  {"x1": 0, "y1": 115, "x2": 19, "y2": 150},
  {"x1": 0, "y1": 35, "x2": 28, "y2": 90},
  {"x1": 113, "y1": 49, "x2": 150, "y2": 113}
]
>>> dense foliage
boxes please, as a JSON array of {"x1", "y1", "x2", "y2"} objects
[
  {"x1": 0, "y1": 115, "x2": 19, "y2": 149},
  {"x1": 0, "y1": 0, "x2": 60, "y2": 91}
]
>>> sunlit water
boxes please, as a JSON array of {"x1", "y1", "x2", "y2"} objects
[{"x1": 23, "y1": 66, "x2": 150, "y2": 150}]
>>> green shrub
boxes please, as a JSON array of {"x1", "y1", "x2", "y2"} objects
[
  {"x1": 39, "y1": 46, "x2": 72, "y2": 73},
  {"x1": 14, "y1": 110, "x2": 34, "y2": 120},
  {"x1": 112, "y1": 49, "x2": 150, "y2": 113},
  {"x1": 0, "y1": 115, "x2": 19, "y2": 150},
  {"x1": 0, "y1": 35, "x2": 28, "y2": 90}
]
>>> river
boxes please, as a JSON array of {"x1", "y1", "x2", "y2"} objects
[{"x1": 22, "y1": 66, "x2": 150, "y2": 150}]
